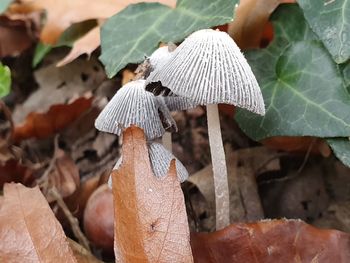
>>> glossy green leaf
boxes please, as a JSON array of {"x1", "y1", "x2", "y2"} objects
[
  {"x1": 328, "y1": 138, "x2": 350, "y2": 167},
  {"x1": 235, "y1": 5, "x2": 350, "y2": 141},
  {"x1": 0, "y1": 63, "x2": 11, "y2": 98},
  {"x1": 343, "y1": 61, "x2": 350, "y2": 88},
  {"x1": 0, "y1": 0, "x2": 12, "y2": 13},
  {"x1": 297, "y1": 0, "x2": 350, "y2": 64},
  {"x1": 100, "y1": 0, "x2": 237, "y2": 78}
]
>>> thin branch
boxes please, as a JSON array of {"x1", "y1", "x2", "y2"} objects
[{"x1": 49, "y1": 186, "x2": 91, "y2": 252}]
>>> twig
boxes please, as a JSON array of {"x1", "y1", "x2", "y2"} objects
[
  {"x1": 37, "y1": 135, "x2": 59, "y2": 195},
  {"x1": 297, "y1": 138, "x2": 316, "y2": 174},
  {"x1": 49, "y1": 186, "x2": 91, "y2": 252}
]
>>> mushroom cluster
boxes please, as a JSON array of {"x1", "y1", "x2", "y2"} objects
[
  {"x1": 95, "y1": 46, "x2": 192, "y2": 186},
  {"x1": 96, "y1": 28, "x2": 265, "y2": 231},
  {"x1": 146, "y1": 29, "x2": 265, "y2": 230}
]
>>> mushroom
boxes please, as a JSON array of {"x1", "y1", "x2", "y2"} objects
[
  {"x1": 146, "y1": 29, "x2": 265, "y2": 230},
  {"x1": 95, "y1": 79, "x2": 176, "y2": 140},
  {"x1": 148, "y1": 46, "x2": 198, "y2": 151},
  {"x1": 108, "y1": 141, "x2": 189, "y2": 188}
]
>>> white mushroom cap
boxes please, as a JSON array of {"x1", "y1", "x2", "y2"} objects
[
  {"x1": 108, "y1": 142, "x2": 188, "y2": 188},
  {"x1": 146, "y1": 29, "x2": 265, "y2": 115},
  {"x1": 95, "y1": 79, "x2": 176, "y2": 140},
  {"x1": 149, "y1": 46, "x2": 173, "y2": 70},
  {"x1": 160, "y1": 96, "x2": 198, "y2": 111},
  {"x1": 148, "y1": 141, "x2": 189, "y2": 182}
]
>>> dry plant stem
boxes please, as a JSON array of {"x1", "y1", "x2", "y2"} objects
[
  {"x1": 49, "y1": 187, "x2": 91, "y2": 251},
  {"x1": 162, "y1": 131, "x2": 172, "y2": 152},
  {"x1": 207, "y1": 104, "x2": 230, "y2": 230}
]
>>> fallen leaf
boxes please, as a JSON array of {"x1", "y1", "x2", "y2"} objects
[
  {"x1": 56, "y1": 25, "x2": 100, "y2": 67},
  {"x1": 0, "y1": 12, "x2": 39, "y2": 57},
  {"x1": 0, "y1": 183, "x2": 77, "y2": 262},
  {"x1": 84, "y1": 184, "x2": 113, "y2": 251},
  {"x1": 13, "y1": 57, "x2": 104, "y2": 124},
  {"x1": 260, "y1": 165, "x2": 329, "y2": 221},
  {"x1": 190, "y1": 219, "x2": 350, "y2": 263},
  {"x1": 262, "y1": 136, "x2": 331, "y2": 157},
  {"x1": 228, "y1": 0, "x2": 296, "y2": 49},
  {"x1": 46, "y1": 148, "x2": 80, "y2": 202},
  {"x1": 18, "y1": 0, "x2": 176, "y2": 44},
  {"x1": 189, "y1": 146, "x2": 280, "y2": 225},
  {"x1": 0, "y1": 160, "x2": 34, "y2": 188},
  {"x1": 111, "y1": 126, "x2": 193, "y2": 262},
  {"x1": 13, "y1": 96, "x2": 93, "y2": 141}
]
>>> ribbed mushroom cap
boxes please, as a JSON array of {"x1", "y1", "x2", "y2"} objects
[
  {"x1": 160, "y1": 96, "x2": 197, "y2": 111},
  {"x1": 148, "y1": 141, "x2": 189, "y2": 182},
  {"x1": 108, "y1": 142, "x2": 188, "y2": 188},
  {"x1": 149, "y1": 46, "x2": 173, "y2": 70},
  {"x1": 95, "y1": 80, "x2": 176, "y2": 140},
  {"x1": 146, "y1": 29, "x2": 265, "y2": 115}
]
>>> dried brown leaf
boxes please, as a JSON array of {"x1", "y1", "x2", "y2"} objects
[
  {"x1": 0, "y1": 12, "x2": 39, "y2": 57},
  {"x1": 0, "y1": 183, "x2": 77, "y2": 263},
  {"x1": 13, "y1": 96, "x2": 93, "y2": 141},
  {"x1": 0, "y1": 160, "x2": 34, "y2": 188},
  {"x1": 112, "y1": 126, "x2": 193, "y2": 262},
  {"x1": 189, "y1": 146, "x2": 280, "y2": 225},
  {"x1": 56, "y1": 26, "x2": 100, "y2": 67},
  {"x1": 262, "y1": 136, "x2": 331, "y2": 157},
  {"x1": 191, "y1": 219, "x2": 350, "y2": 263},
  {"x1": 47, "y1": 149, "x2": 80, "y2": 201},
  {"x1": 18, "y1": 0, "x2": 176, "y2": 44},
  {"x1": 228, "y1": 0, "x2": 296, "y2": 49}
]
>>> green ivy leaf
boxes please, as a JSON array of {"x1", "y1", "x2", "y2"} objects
[
  {"x1": 0, "y1": 63, "x2": 11, "y2": 98},
  {"x1": 328, "y1": 138, "x2": 350, "y2": 167},
  {"x1": 0, "y1": 0, "x2": 12, "y2": 14},
  {"x1": 235, "y1": 5, "x2": 350, "y2": 141},
  {"x1": 343, "y1": 61, "x2": 350, "y2": 88},
  {"x1": 297, "y1": 0, "x2": 350, "y2": 64},
  {"x1": 100, "y1": 0, "x2": 237, "y2": 78}
]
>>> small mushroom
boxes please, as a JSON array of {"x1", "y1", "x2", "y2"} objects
[
  {"x1": 95, "y1": 79, "x2": 176, "y2": 140},
  {"x1": 146, "y1": 29, "x2": 265, "y2": 230},
  {"x1": 148, "y1": 46, "x2": 198, "y2": 151},
  {"x1": 148, "y1": 141, "x2": 188, "y2": 182},
  {"x1": 108, "y1": 141, "x2": 188, "y2": 188}
]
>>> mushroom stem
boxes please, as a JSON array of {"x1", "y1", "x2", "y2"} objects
[
  {"x1": 162, "y1": 132, "x2": 172, "y2": 152},
  {"x1": 206, "y1": 104, "x2": 230, "y2": 230}
]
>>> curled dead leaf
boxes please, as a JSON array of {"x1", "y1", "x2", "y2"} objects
[
  {"x1": 46, "y1": 148, "x2": 80, "y2": 202},
  {"x1": 56, "y1": 26, "x2": 100, "y2": 67},
  {"x1": 191, "y1": 219, "x2": 350, "y2": 263},
  {"x1": 13, "y1": 96, "x2": 93, "y2": 141},
  {"x1": 0, "y1": 183, "x2": 77, "y2": 262},
  {"x1": 262, "y1": 136, "x2": 331, "y2": 157},
  {"x1": 0, "y1": 160, "x2": 34, "y2": 188},
  {"x1": 228, "y1": 0, "x2": 296, "y2": 49},
  {"x1": 112, "y1": 126, "x2": 193, "y2": 262},
  {"x1": 16, "y1": 0, "x2": 176, "y2": 45}
]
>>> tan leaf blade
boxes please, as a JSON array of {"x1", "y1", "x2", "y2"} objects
[
  {"x1": 0, "y1": 183, "x2": 77, "y2": 263},
  {"x1": 228, "y1": 0, "x2": 295, "y2": 49},
  {"x1": 56, "y1": 26, "x2": 100, "y2": 67},
  {"x1": 19, "y1": 0, "x2": 176, "y2": 44},
  {"x1": 112, "y1": 126, "x2": 193, "y2": 263},
  {"x1": 191, "y1": 219, "x2": 350, "y2": 263}
]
